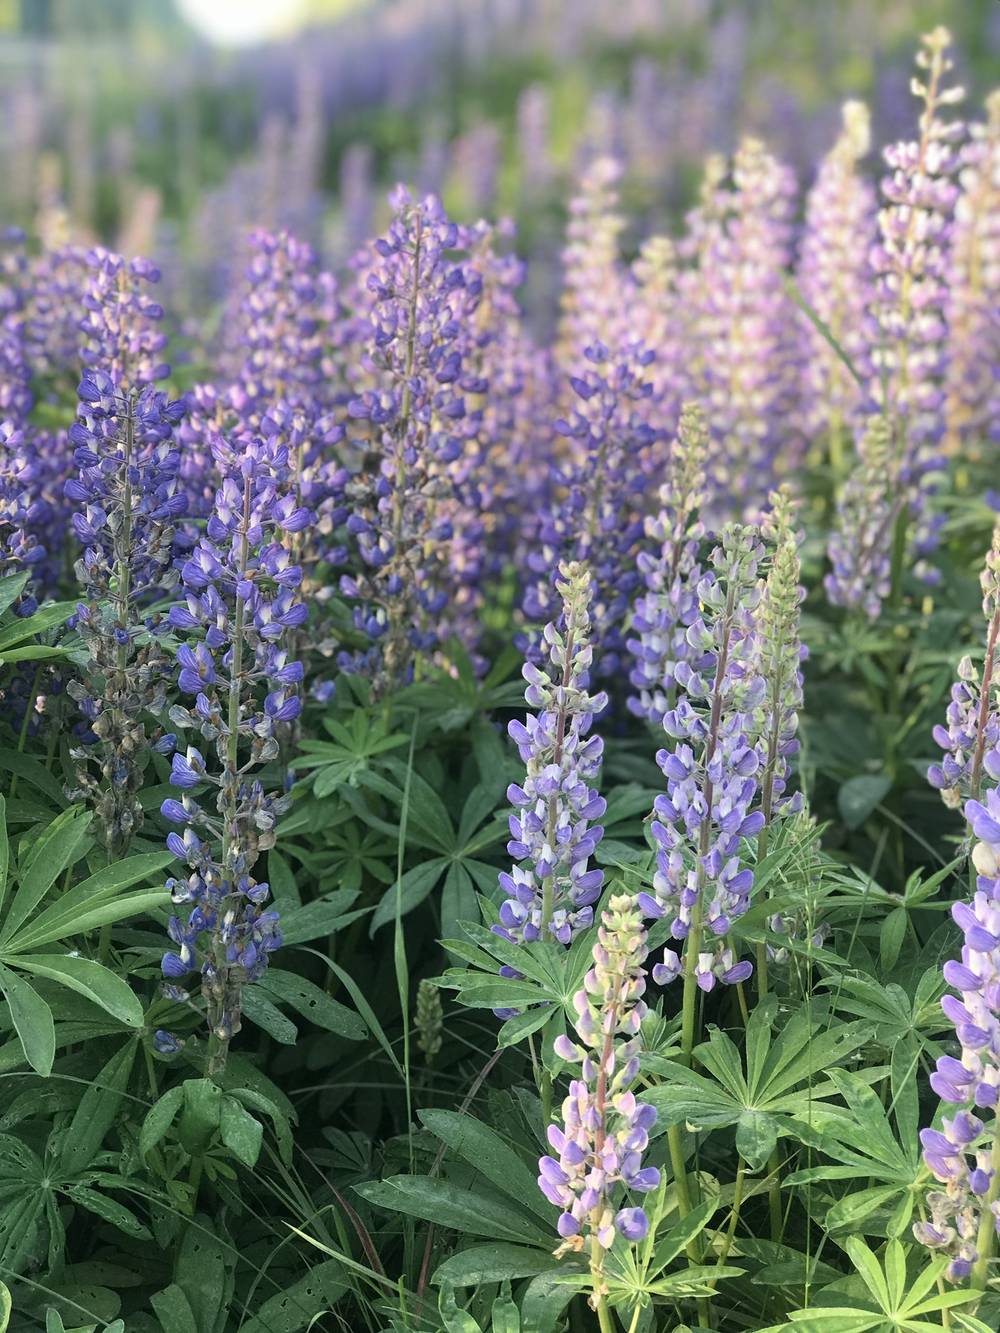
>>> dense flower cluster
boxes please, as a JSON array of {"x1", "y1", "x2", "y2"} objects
[
  {"x1": 796, "y1": 100, "x2": 875, "y2": 464},
  {"x1": 496, "y1": 561, "x2": 607, "y2": 950},
  {"x1": 539, "y1": 893, "x2": 659, "y2": 1258},
  {"x1": 825, "y1": 415, "x2": 897, "y2": 619},
  {"x1": 79, "y1": 249, "x2": 170, "y2": 387},
  {"x1": 627, "y1": 402, "x2": 707, "y2": 725},
  {"x1": 868, "y1": 26, "x2": 964, "y2": 580},
  {"x1": 160, "y1": 433, "x2": 308, "y2": 1069},
  {"x1": 641, "y1": 524, "x2": 766, "y2": 990},
  {"x1": 557, "y1": 156, "x2": 630, "y2": 361},
  {"x1": 928, "y1": 527, "x2": 1000, "y2": 809},
  {"x1": 65, "y1": 370, "x2": 186, "y2": 853}
]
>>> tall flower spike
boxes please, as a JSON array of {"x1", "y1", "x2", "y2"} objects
[
  {"x1": 340, "y1": 189, "x2": 481, "y2": 695},
  {"x1": 825, "y1": 415, "x2": 899, "y2": 620},
  {"x1": 78, "y1": 249, "x2": 170, "y2": 386},
  {"x1": 161, "y1": 433, "x2": 309, "y2": 1073},
  {"x1": 627, "y1": 402, "x2": 707, "y2": 726},
  {"x1": 929, "y1": 527, "x2": 1000, "y2": 811},
  {"x1": 641, "y1": 524, "x2": 766, "y2": 993},
  {"x1": 557, "y1": 157, "x2": 631, "y2": 363},
  {"x1": 943, "y1": 91, "x2": 1000, "y2": 455},
  {"x1": 497, "y1": 561, "x2": 608, "y2": 949},
  {"x1": 539, "y1": 893, "x2": 659, "y2": 1273},
  {"x1": 868, "y1": 26, "x2": 964, "y2": 582},
  {"x1": 65, "y1": 371, "x2": 186, "y2": 855},
  {"x1": 756, "y1": 486, "x2": 806, "y2": 827},
  {"x1": 914, "y1": 891, "x2": 1000, "y2": 1284},
  {"x1": 796, "y1": 101, "x2": 875, "y2": 472}
]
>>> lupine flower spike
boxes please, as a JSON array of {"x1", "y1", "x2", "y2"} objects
[
  {"x1": 825, "y1": 415, "x2": 898, "y2": 619},
  {"x1": 627, "y1": 401, "x2": 707, "y2": 726},
  {"x1": 496, "y1": 561, "x2": 608, "y2": 951},
  {"x1": 641, "y1": 525, "x2": 765, "y2": 1016},
  {"x1": 930, "y1": 526, "x2": 1000, "y2": 813},
  {"x1": 539, "y1": 893, "x2": 659, "y2": 1312},
  {"x1": 161, "y1": 434, "x2": 308, "y2": 1072}
]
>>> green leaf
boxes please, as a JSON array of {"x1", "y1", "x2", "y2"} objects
[
  {"x1": 0, "y1": 600, "x2": 75, "y2": 649},
  {"x1": 0, "y1": 572, "x2": 29, "y2": 617},
  {"x1": 438, "y1": 1286, "x2": 483, "y2": 1333},
  {"x1": 140, "y1": 1086, "x2": 185, "y2": 1158},
  {"x1": 64, "y1": 1185, "x2": 151, "y2": 1239},
  {"x1": 0, "y1": 807, "x2": 91, "y2": 946},
  {"x1": 370, "y1": 857, "x2": 449, "y2": 933},
  {"x1": 59, "y1": 1042, "x2": 136, "y2": 1177},
  {"x1": 432, "y1": 1244, "x2": 557, "y2": 1287},
  {"x1": 278, "y1": 889, "x2": 360, "y2": 945},
  {"x1": 353, "y1": 1176, "x2": 551, "y2": 1245},
  {"x1": 0, "y1": 1277, "x2": 10, "y2": 1333},
  {"x1": 219, "y1": 1097, "x2": 263, "y2": 1168},
  {"x1": 0, "y1": 797, "x2": 8, "y2": 919},
  {"x1": 735, "y1": 1110, "x2": 778, "y2": 1172},
  {"x1": 879, "y1": 907, "x2": 908, "y2": 972},
  {"x1": 239, "y1": 1260, "x2": 347, "y2": 1333},
  {"x1": 177, "y1": 1080, "x2": 223, "y2": 1157},
  {"x1": 12, "y1": 851, "x2": 172, "y2": 951},
  {"x1": 241, "y1": 989, "x2": 298, "y2": 1044},
  {"x1": 150, "y1": 1284, "x2": 199, "y2": 1333},
  {"x1": 418, "y1": 1109, "x2": 552, "y2": 1220},
  {"x1": 838, "y1": 774, "x2": 892, "y2": 830},
  {"x1": 259, "y1": 969, "x2": 365, "y2": 1040},
  {"x1": 10, "y1": 955, "x2": 143, "y2": 1027},
  {"x1": 0, "y1": 963, "x2": 55, "y2": 1075}
]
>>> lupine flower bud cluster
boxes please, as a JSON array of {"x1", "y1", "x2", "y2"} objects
[
  {"x1": 868, "y1": 26, "x2": 964, "y2": 580},
  {"x1": 557, "y1": 157, "x2": 630, "y2": 361},
  {"x1": 160, "y1": 433, "x2": 309, "y2": 1064},
  {"x1": 79, "y1": 249, "x2": 170, "y2": 387},
  {"x1": 825, "y1": 415, "x2": 897, "y2": 619},
  {"x1": 796, "y1": 101, "x2": 875, "y2": 456},
  {"x1": 496, "y1": 562, "x2": 607, "y2": 951},
  {"x1": 641, "y1": 525, "x2": 766, "y2": 990},
  {"x1": 539, "y1": 893, "x2": 659, "y2": 1255},
  {"x1": 914, "y1": 882, "x2": 1000, "y2": 1279},
  {"x1": 627, "y1": 402, "x2": 707, "y2": 726},
  {"x1": 928, "y1": 528, "x2": 1000, "y2": 810},
  {"x1": 65, "y1": 371, "x2": 186, "y2": 854}
]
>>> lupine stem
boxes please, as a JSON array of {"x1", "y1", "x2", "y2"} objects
[{"x1": 970, "y1": 1120, "x2": 1000, "y2": 1292}]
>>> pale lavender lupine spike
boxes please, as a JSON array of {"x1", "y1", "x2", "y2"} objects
[
  {"x1": 539, "y1": 893, "x2": 659, "y2": 1251},
  {"x1": 825, "y1": 414, "x2": 897, "y2": 619},
  {"x1": 496, "y1": 561, "x2": 607, "y2": 955}
]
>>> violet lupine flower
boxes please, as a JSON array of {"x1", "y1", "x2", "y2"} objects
[
  {"x1": 340, "y1": 189, "x2": 482, "y2": 695},
  {"x1": 929, "y1": 528, "x2": 1000, "y2": 811},
  {"x1": 78, "y1": 249, "x2": 170, "y2": 387},
  {"x1": 796, "y1": 101, "x2": 876, "y2": 468},
  {"x1": 496, "y1": 561, "x2": 607, "y2": 952},
  {"x1": 913, "y1": 885, "x2": 1000, "y2": 1280},
  {"x1": 557, "y1": 156, "x2": 631, "y2": 363},
  {"x1": 0, "y1": 420, "x2": 48, "y2": 608},
  {"x1": 630, "y1": 235, "x2": 683, "y2": 444},
  {"x1": 627, "y1": 402, "x2": 707, "y2": 726},
  {"x1": 64, "y1": 372, "x2": 186, "y2": 855},
  {"x1": 522, "y1": 341, "x2": 654, "y2": 677},
  {"x1": 943, "y1": 91, "x2": 1000, "y2": 455},
  {"x1": 825, "y1": 414, "x2": 898, "y2": 619},
  {"x1": 868, "y1": 26, "x2": 964, "y2": 583},
  {"x1": 697, "y1": 138, "x2": 801, "y2": 513},
  {"x1": 161, "y1": 433, "x2": 309, "y2": 1072},
  {"x1": 641, "y1": 524, "x2": 766, "y2": 991},
  {"x1": 0, "y1": 229, "x2": 33, "y2": 427},
  {"x1": 539, "y1": 893, "x2": 659, "y2": 1255}
]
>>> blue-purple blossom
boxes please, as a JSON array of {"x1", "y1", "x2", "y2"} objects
[
  {"x1": 496, "y1": 561, "x2": 607, "y2": 952},
  {"x1": 539, "y1": 893, "x2": 659, "y2": 1253},
  {"x1": 642, "y1": 524, "x2": 766, "y2": 991}
]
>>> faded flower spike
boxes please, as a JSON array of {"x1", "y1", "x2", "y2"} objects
[
  {"x1": 929, "y1": 526, "x2": 1000, "y2": 810},
  {"x1": 539, "y1": 893, "x2": 659, "y2": 1265},
  {"x1": 496, "y1": 561, "x2": 607, "y2": 951},
  {"x1": 825, "y1": 415, "x2": 898, "y2": 619}
]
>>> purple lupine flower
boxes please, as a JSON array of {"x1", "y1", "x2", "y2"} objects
[
  {"x1": 21, "y1": 240, "x2": 90, "y2": 387},
  {"x1": 914, "y1": 888, "x2": 1000, "y2": 1281},
  {"x1": 825, "y1": 414, "x2": 898, "y2": 619},
  {"x1": 796, "y1": 101, "x2": 876, "y2": 469},
  {"x1": 539, "y1": 893, "x2": 659, "y2": 1254},
  {"x1": 496, "y1": 561, "x2": 607, "y2": 952},
  {"x1": 929, "y1": 528, "x2": 1000, "y2": 811},
  {"x1": 630, "y1": 235, "x2": 683, "y2": 444},
  {"x1": 339, "y1": 188, "x2": 484, "y2": 694},
  {"x1": 694, "y1": 139, "x2": 801, "y2": 514},
  {"x1": 78, "y1": 248, "x2": 170, "y2": 387},
  {"x1": 65, "y1": 371, "x2": 186, "y2": 854},
  {"x1": 161, "y1": 433, "x2": 306, "y2": 1073},
  {"x1": 557, "y1": 156, "x2": 631, "y2": 362},
  {"x1": 868, "y1": 26, "x2": 964, "y2": 583},
  {"x1": 627, "y1": 402, "x2": 707, "y2": 726},
  {"x1": 943, "y1": 92, "x2": 1000, "y2": 453},
  {"x1": 521, "y1": 341, "x2": 654, "y2": 677},
  {"x1": 0, "y1": 229, "x2": 33, "y2": 427},
  {"x1": 642, "y1": 524, "x2": 766, "y2": 990}
]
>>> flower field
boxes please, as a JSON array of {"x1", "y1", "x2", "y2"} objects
[{"x1": 0, "y1": 3, "x2": 999, "y2": 1331}]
